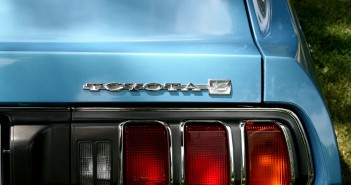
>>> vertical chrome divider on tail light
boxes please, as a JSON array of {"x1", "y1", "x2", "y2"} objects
[
  {"x1": 222, "y1": 121, "x2": 235, "y2": 185},
  {"x1": 118, "y1": 122, "x2": 125, "y2": 185},
  {"x1": 277, "y1": 122, "x2": 297, "y2": 184},
  {"x1": 239, "y1": 122, "x2": 246, "y2": 185},
  {"x1": 166, "y1": 125, "x2": 174, "y2": 185},
  {"x1": 179, "y1": 122, "x2": 185, "y2": 185},
  {"x1": 118, "y1": 120, "x2": 173, "y2": 185},
  {"x1": 180, "y1": 120, "x2": 235, "y2": 185}
]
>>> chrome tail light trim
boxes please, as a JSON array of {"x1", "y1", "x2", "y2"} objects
[
  {"x1": 277, "y1": 122, "x2": 297, "y2": 184},
  {"x1": 239, "y1": 122, "x2": 246, "y2": 185}
]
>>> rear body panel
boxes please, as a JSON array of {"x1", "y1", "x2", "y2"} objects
[
  {"x1": 0, "y1": 51, "x2": 261, "y2": 103},
  {"x1": 0, "y1": 0, "x2": 261, "y2": 104},
  {"x1": 0, "y1": 0, "x2": 342, "y2": 184}
]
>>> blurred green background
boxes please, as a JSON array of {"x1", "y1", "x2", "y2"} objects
[{"x1": 294, "y1": 0, "x2": 351, "y2": 184}]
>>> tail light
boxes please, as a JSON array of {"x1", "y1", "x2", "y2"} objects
[
  {"x1": 123, "y1": 122, "x2": 170, "y2": 185},
  {"x1": 244, "y1": 121, "x2": 294, "y2": 185},
  {"x1": 79, "y1": 141, "x2": 112, "y2": 185},
  {"x1": 183, "y1": 122, "x2": 232, "y2": 185},
  {"x1": 79, "y1": 142, "x2": 94, "y2": 185},
  {"x1": 96, "y1": 142, "x2": 112, "y2": 185}
]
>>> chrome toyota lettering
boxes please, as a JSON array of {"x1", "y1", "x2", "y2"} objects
[
  {"x1": 164, "y1": 83, "x2": 182, "y2": 91},
  {"x1": 105, "y1": 82, "x2": 124, "y2": 91},
  {"x1": 83, "y1": 80, "x2": 231, "y2": 95},
  {"x1": 182, "y1": 83, "x2": 201, "y2": 92},
  {"x1": 144, "y1": 83, "x2": 163, "y2": 91}
]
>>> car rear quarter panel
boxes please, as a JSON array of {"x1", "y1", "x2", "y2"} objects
[{"x1": 245, "y1": 0, "x2": 342, "y2": 184}]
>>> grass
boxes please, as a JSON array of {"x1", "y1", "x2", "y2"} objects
[{"x1": 293, "y1": 0, "x2": 351, "y2": 184}]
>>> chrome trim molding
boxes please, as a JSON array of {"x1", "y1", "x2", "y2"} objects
[
  {"x1": 118, "y1": 121, "x2": 126, "y2": 185},
  {"x1": 282, "y1": 110, "x2": 314, "y2": 185},
  {"x1": 239, "y1": 122, "x2": 246, "y2": 185},
  {"x1": 119, "y1": 120, "x2": 173, "y2": 185},
  {"x1": 224, "y1": 122, "x2": 235, "y2": 185},
  {"x1": 166, "y1": 125, "x2": 174, "y2": 185},
  {"x1": 180, "y1": 120, "x2": 235, "y2": 185},
  {"x1": 277, "y1": 122, "x2": 297, "y2": 184},
  {"x1": 179, "y1": 121, "x2": 185, "y2": 185}
]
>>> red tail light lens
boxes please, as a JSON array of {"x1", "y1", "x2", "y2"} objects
[
  {"x1": 184, "y1": 122, "x2": 230, "y2": 185},
  {"x1": 123, "y1": 122, "x2": 170, "y2": 185},
  {"x1": 245, "y1": 122, "x2": 291, "y2": 185}
]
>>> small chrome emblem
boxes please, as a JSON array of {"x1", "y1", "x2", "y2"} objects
[
  {"x1": 83, "y1": 79, "x2": 231, "y2": 95},
  {"x1": 208, "y1": 80, "x2": 232, "y2": 95}
]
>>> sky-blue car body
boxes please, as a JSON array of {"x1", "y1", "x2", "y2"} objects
[{"x1": 0, "y1": 0, "x2": 342, "y2": 184}]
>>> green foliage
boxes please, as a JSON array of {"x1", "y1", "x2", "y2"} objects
[{"x1": 294, "y1": 0, "x2": 351, "y2": 184}]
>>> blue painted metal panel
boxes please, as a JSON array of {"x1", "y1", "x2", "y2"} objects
[
  {"x1": 245, "y1": 0, "x2": 342, "y2": 184},
  {"x1": 0, "y1": 51, "x2": 261, "y2": 104},
  {"x1": 244, "y1": 0, "x2": 298, "y2": 58},
  {"x1": 0, "y1": 0, "x2": 252, "y2": 43},
  {"x1": 0, "y1": 41, "x2": 258, "y2": 55},
  {"x1": 0, "y1": 0, "x2": 262, "y2": 104},
  {"x1": 245, "y1": 0, "x2": 319, "y2": 83},
  {"x1": 264, "y1": 58, "x2": 341, "y2": 184}
]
